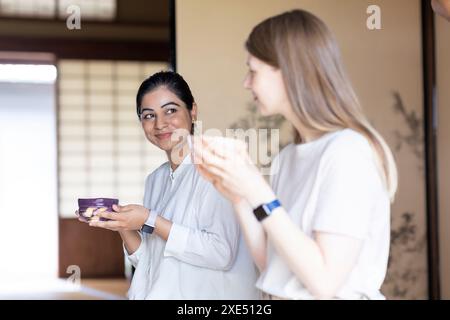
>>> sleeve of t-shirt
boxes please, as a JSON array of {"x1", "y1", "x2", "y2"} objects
[
  {"x1": 269, "y1": 145, "x2": 287, "y2": 190},
  {"x1": 311, "y1": 137, "x2": 382, "y2": 240}
]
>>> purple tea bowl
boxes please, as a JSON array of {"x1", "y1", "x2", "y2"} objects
[{"x1": 77, "y1": 198, "x2": 119, "y2": 222}]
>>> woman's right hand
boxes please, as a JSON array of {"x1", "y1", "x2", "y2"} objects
[
  {"x1": 192, "y1": 135, "x2": 275, "y2": 208},
  {"x1": 89, "y1": 204, "x2": 150, "y2": 232},
  {"x1": 76, "y1": 208, "x2": 142, "y2": 254}
]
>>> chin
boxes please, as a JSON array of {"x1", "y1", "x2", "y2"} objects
[
  {"x1": 158, "y1": 142, "x2": 175, "y2": 152},
  {"x1": 147, "y1": 137, "x2": 171, "y2": 152}
]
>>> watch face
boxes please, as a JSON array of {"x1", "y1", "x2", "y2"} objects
[
  {"x1": 253, "y1": 205, "x2": 268, "y2": 222},
  {"x1": 141, "y1": 224, "x2": 154, "y2": 234}
]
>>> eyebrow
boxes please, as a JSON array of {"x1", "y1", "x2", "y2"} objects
[{"x1": 140, "y1": 101, "x2": 181, "y2": 113}]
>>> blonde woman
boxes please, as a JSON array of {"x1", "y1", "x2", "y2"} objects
[{"x1": 193, "y1": 10, "x2": 397, "y2": 300}]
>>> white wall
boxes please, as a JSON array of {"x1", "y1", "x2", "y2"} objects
[{"x1": 0, "y1": 82, "x2": 58, "y2": 281}]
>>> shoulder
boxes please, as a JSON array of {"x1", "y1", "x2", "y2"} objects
[
  {"x1": 195, "y1": 168, "x2": 222, "y2": 197},
  {"x1": 320, "y1": 129, "x2": 382, "y2": 185},
  {"x1": 272, "y1": 143, "x2": 295, "y2": 165},
  {"x1": 144, "y1": 161, "x2": 170, "y2": 186},
  {"x1": 323, "y1": 129, "x2": 373, "y2": 161},
  {"x1": 183, "y1": 165, "x2": 230, "y2": 204}
]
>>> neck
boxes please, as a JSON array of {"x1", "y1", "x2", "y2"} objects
[
  {"x1": 166, "y1": 137, "x2": 191, "y2": 171},
  {"x1": 284, "y1": 109, "x2": 321, "y2": 143}
]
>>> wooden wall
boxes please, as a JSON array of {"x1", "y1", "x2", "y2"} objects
[{"x1": 59, "y1": 219, "x2": 125, "y2": 278}]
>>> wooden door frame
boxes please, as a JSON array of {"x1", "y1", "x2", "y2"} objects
[{"x1": 421, "y1": 0, "x2": 440, "y2": 300}]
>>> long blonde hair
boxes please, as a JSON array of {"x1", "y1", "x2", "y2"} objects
[{"x1": 246, "y1": 9, "x2": 398, "y2": 200}]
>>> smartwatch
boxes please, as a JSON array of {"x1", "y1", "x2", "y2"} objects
[
  {"x1": 253, "y1": 199, "x2": 282, "y2": 221},
  {"x1": 141, "y1": 209, "x2": 158, "y2": 234}
]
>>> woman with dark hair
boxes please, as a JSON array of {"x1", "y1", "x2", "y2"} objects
[{"x1": 85, "y1": 71, "x2": 259, "y2": 300}]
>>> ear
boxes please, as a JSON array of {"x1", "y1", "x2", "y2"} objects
[{"x1": 191, "y1": 102, "x2": 198, "y2": 121}]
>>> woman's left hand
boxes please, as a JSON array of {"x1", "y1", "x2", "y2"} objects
[
  {"x1": 88, "y1": 204, "x2": 149, "y2": 232},
  {"x1": 192, "y1": 136, "x2": 276, "y2": 207}
]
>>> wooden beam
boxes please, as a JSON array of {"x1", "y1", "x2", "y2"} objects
[
  {"x1": 0, "y1": 51, "x2": 56, "y2": 64},
  {"x1": 422, "y1": 0, "x2": 441, "y2": 300},
  {"x1": 169, "y1": 0, "x2": 176, "y2": 71},
  {"x1": 0, "y1": 36, "x2": 169, "y2": 61}
]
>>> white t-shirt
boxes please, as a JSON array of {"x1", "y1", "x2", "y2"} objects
[
  {"x1": 125, "y1": 154, "x2": 260, "y2": 300},
  {"x1": 256, "y1": 129, "x2": 391, "y2": 300}
]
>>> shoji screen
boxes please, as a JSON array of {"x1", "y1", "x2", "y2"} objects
[{"x1": 0, "y1": 0, "x2": 116, "y2": 20}]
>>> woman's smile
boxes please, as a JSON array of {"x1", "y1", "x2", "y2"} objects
[{"x1": 155, "y1": 132, "x2": 173, "y2": 140}]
